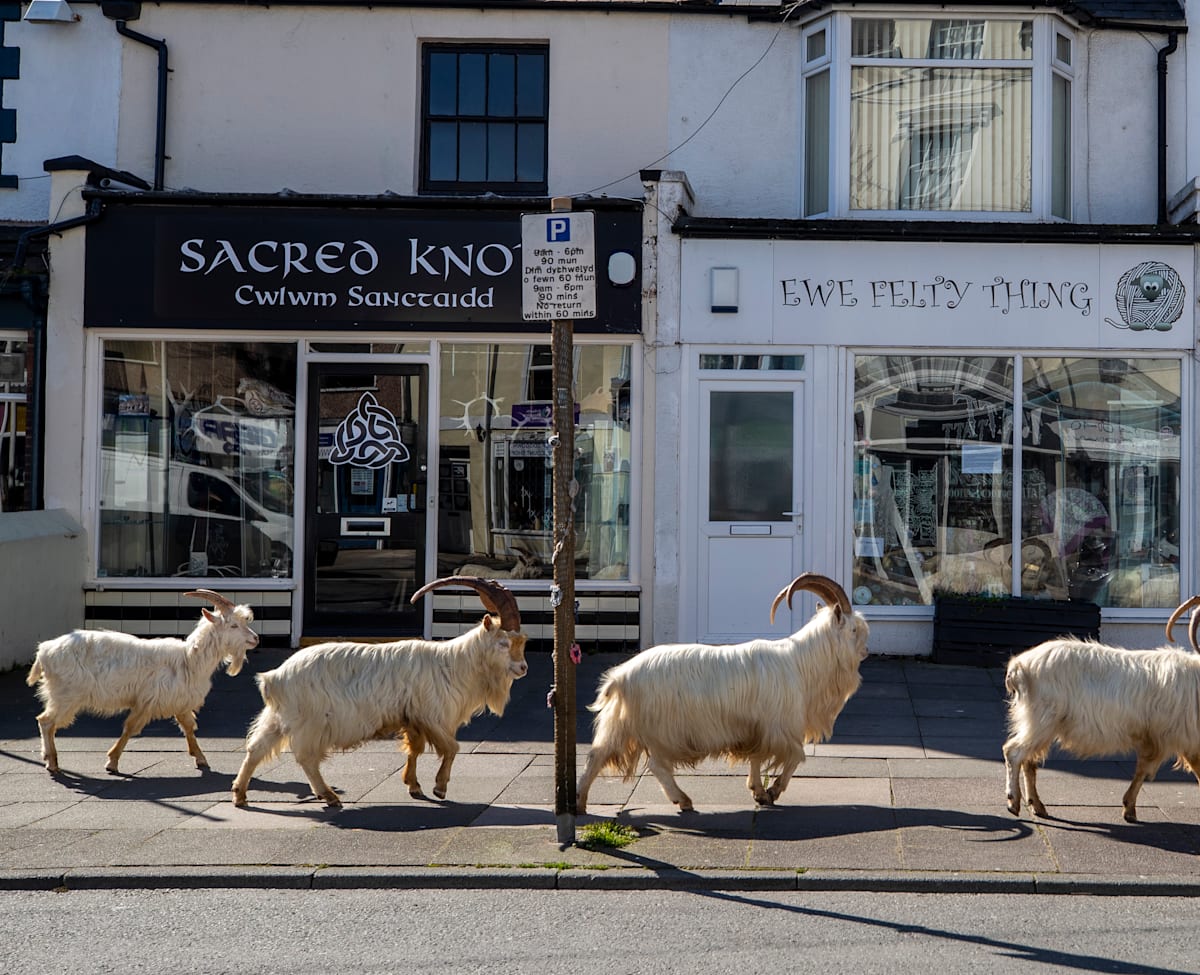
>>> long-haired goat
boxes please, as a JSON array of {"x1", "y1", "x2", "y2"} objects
[
  {"x1": 576, "y1": 574, "x2": 869, "y2": 812},
  {"x1": 231, "y1": 577, "x2": 528, "y2": 808},
  {"x1": 1003, "y1": 594, "x2": 1200, "y2": 823},
  {"x1": 26, "y1": 590, "x2": 258, "y2": 775}
]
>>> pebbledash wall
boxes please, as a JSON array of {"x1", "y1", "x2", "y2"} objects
[
  {"x1": 668, "y1": 221, "x2": 1199, "y2": 654},
  {"x1": 43, "y1": 165, "x2": 647, "y2": 652}
]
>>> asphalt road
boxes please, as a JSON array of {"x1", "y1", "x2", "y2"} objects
[{"x1": 2, "y1": 888, "x2": 1197, "y2": 975}]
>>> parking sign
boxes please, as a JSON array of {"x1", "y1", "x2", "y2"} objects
[{"x1": 521, "y1": 211, "x2": 596, "y2": 321}]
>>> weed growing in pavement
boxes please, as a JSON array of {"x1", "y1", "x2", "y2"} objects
[{"x1": 577, "y1": 820, "x2": 638, "y2": 849}]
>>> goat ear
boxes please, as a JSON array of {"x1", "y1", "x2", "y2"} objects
[
  {"x1": 201, "y1": 608, "x2": 219, "y2": 624},
  {"x1": 482, "y1": 614, "x2": 495, "y2": 631}
]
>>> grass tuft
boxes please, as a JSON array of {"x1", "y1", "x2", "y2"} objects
[{"x1": 577, "y1": 819, "x2": 638, "y2": 849}]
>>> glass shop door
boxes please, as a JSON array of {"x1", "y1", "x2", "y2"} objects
[{"x1": 304, "y1": 363, "x2": 429, "y2": 636}]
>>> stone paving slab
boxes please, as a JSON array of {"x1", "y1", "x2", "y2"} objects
[{"x1": 3, "y1": 653, "x2": 1200, "y2": 893}]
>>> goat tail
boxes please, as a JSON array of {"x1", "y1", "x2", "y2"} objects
[
  {"x1": 26, "y1": 657, "x2": 42, "y2": 687},
  {"x1": 587, "y1": 675, "x2": 644, "y2": 780},
  {"x1": 1005, "y1": 658, "x2": 1030, "y2": 699}
]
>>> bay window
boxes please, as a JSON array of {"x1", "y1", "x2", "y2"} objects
[{"x1": 804, "y1": 15, "x2": 1072, "y2": 219}]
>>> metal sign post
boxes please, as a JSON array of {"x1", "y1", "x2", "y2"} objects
[{"x1": 520, "y1": 198, "x2": 596, "y2": 845}]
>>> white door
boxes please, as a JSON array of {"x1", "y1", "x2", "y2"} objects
[{"x1": 697, "y1": 380, "x2": 804, "y2": 643}]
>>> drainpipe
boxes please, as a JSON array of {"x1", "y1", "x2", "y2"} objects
[
  {"x1": 101, "y1": 2, "x2": 169, "y2": 192},
  {"x1": 1156, "y1": 31, "x2": 1179, "y2": 225}
]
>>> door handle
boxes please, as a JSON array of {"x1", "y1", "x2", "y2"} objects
[{"x1": 782, "y1": 511, "x2": 804, "y2": 531}]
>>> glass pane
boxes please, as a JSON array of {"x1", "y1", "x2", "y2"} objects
[
  {"x1": 458, "y1": 53, "x2": 486, "y2": 116},
  {"x1": 804, "y1": 69, "x2": 830, "y2": 216},
  {"x1": 427, "y1": 122, "x2": 457, "y2": 181},
  {"x1": 436, "y1": 344, "x2": 633, "y2": 582},
  {"x1": 708, "y1": 391, "x2": 792, "y2": 522},
  {"x1": 698, "y1": 354, "x2": 804, "y2": 371},
  {"x1": 0, "y1": 335, "x2": 28, "y2": 511},
  {"x1": 312, "y1": 368, "x2": 427, "y2": 627},
  {"x1": 852, "y1": 355, "x2": 1015, "y2": 606},
  {"x1": 1023, "y1": 357, "x2": 1181, "y2": 608},
  {"x1": 852, "y1": 19, "x2": 1033, "y2": 60},
  {"x1": 1056, "y1": 33, "x2": 1072, "y2": 66},
  {"x1": 428, "y1": 52, "x2": 457, "y2": 116},
  {"x1": 516, "y1": 53, "x2": 546, "y2": 116},
  {"x1": 488, "y1": 123, "x2": 516, "y2": 182},
  {"x1": 806, "y1": 29, "x2": 826, "y2": 62},
  {"x1": 851, "y1": 66, "x2": 1032, "y2": 211},
  {"x1": 488, "y1": 54, "x2": 515, "y2": 117},
  {"x1": 458, "y1": 122, "x2": 487, "y2": 182},
  {"x1": 98, "y1": 341, "x2": 297, "y2": 580},
  {"x1": 1051, "y1": 74, "x2": 1071, "y2": 219},
  {"x1": 516, "y1": 123, "x2": 546, "y2": 183}
]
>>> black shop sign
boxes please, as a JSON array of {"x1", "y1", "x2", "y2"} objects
[{"x1": 84, "y1": 203, "x2": 640, "y2": 333}]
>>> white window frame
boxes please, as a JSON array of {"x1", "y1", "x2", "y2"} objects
[{"x1": 801, "y1": 9, "x2": 1077, "y2": 221}]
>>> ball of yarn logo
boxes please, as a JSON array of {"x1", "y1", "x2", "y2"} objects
[
  {"x1": 1107, "y1": 261, "x2": 1185, "y2": 332},
  {"x1": 329, "y1": 392, "x2": 411, "y2": 469}
]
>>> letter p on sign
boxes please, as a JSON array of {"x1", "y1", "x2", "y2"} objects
[{"x1": 546, "y1": 217, "x2": 571, "y2": 242}]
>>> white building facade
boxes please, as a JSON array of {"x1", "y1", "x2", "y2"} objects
[{"x1": 1, "y1": 0, "x2": 1197, "y2": 662}]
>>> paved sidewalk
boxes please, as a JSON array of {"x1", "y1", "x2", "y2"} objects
[{"x1": 3, "y1": 650, "x2": 1200, "y2": 893}]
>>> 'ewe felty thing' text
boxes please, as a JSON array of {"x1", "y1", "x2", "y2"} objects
[{"x1": 780, "y1": 276, "x2": 1094, "y2": 316}]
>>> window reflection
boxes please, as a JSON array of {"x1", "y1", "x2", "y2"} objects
[
  {"x1": 1023, "y1": 357, "x2": 1180, "y2": 608},
  {"x1": 853, "y1": 355, "x2": 1014, "y2": 606},
  {"x1": 437, "y1": 343, "x2": 632, "y2": 581},
  {"x1": 98, "y1": 341, "x2": 296, "y2": 579},
  {"x1": 852, "y1": 354, "x2": 1183, "y2": 610}
]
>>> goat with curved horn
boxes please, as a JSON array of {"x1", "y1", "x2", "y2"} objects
[
  {"x1": 234, "y1": 576, "x2": 528, "y2": 809},
  {"x1": 183, "y1": 589, "x2": 236, "y2": 611},
  {"x1": 1166, "y1": 594, "x2": 1200, "y2": 652},
  {"x1": 770, "y1": 573, "x2": 851, "y2": 625},
  {"x1": 411, "y1": 575, "x2": 521, "y2": 633},
  {"x1": 578, "y1": 571, "x2": 869, "y2": 812}
]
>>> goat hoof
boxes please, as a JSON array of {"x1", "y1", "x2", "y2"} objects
[
  {"x1": 232, "y1": 794, "x2": 247, "y2": 808},
  {"x1": 433, "y1": 787, "x2": 447, "y2": 800},
  {"x1": 1006, "y1": 798, "x2": 1020, "y2": 816},
  {"x1": 753, "y1": 794, "x2": 774, "y2": 806},
  {"x1": 322, "y1": 794, "x2": 342, "y2": 809},
  {"x1": 1123, "y1": 809, "x2": 1138, "y2": 823}
]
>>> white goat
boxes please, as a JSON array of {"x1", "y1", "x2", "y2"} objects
[
  {"x1": 26, "y1": 590, "x2": 258, "y2": 775},
  {"x1": 231, "y1": 576, "x2": 528, "y2": 808},
  {"x1": 576, "y1": 574, "x2": 869, "y2": 812},
  {"x1": 1003, "y1": 594, "x2": 1200, "y2": 822}
]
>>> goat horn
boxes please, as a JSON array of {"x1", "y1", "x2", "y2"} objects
[
  {"x1": 183, "y1": 589, "x2": 235, "y2": 611},
  {"x1": 1190, "y1": 606, "x2": 1200, "y2": 655},
  {"x1": 1165, "y1": 595, "x2": 1200, "y2": 646},
  {"x1": 411, "y1": 576, "x2": 521, "y2": 632},
  {"x1": 770, "y1": 573, "x2": 851, "y2": 625}
]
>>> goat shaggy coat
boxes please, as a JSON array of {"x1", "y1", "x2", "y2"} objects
[
  {"x1": 576, "y1": 601, "x2": 869, "y2": 811},
  {"x1": 1004, "y1": 638, "x2": 1200, "y2": 822},
  {"x1": 231, "y1": 614, "x2": 528, "y2": 808},
  {"x1": 27, "y1": 598, "x2": 258, "y2": 775}
]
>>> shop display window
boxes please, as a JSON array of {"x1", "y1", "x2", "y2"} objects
[
  {"x1": 436, "y1": 343, "x2": 632, "y2": 581},
  {"x1": 851, "y1": 354, "x2": 1182, "y2": 610},
  {"x1": 97, "y1": 341, "x2": 297, "y2": 579}
]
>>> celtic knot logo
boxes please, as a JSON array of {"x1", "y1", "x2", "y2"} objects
[{"x1": 328, "y1": 392, "x2": 411, "y2": 469}]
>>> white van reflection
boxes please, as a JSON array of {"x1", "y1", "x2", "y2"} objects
[{"x1": 100, "y1": 452, "x2": 293, "y2": 578}]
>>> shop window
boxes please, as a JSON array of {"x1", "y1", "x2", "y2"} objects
[
  {"x1": 852, "y1": 354, "x2": 1182, "y2": 610},
  {"x1": 804, "y1": 15, "x2": 1071, "y2": 219},
  {"x1": 1023, "y1": 357, "x2": 1180, "y2": 609},
  {"x1": 421, "y1": 44, "x2": 549, "y2": 194},
  {"x1": 436, "y1": 343, "x2": 632, "y2": 581},
  {"x1": 97, "y1": 341, "x2": 297, "y2": 580},
  {"x1": 853, "y1": 355, "x2": 1015, "y2": 607},
  {"x1": 0, "y1": 333, "x2": 28, "y2": 511}
]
